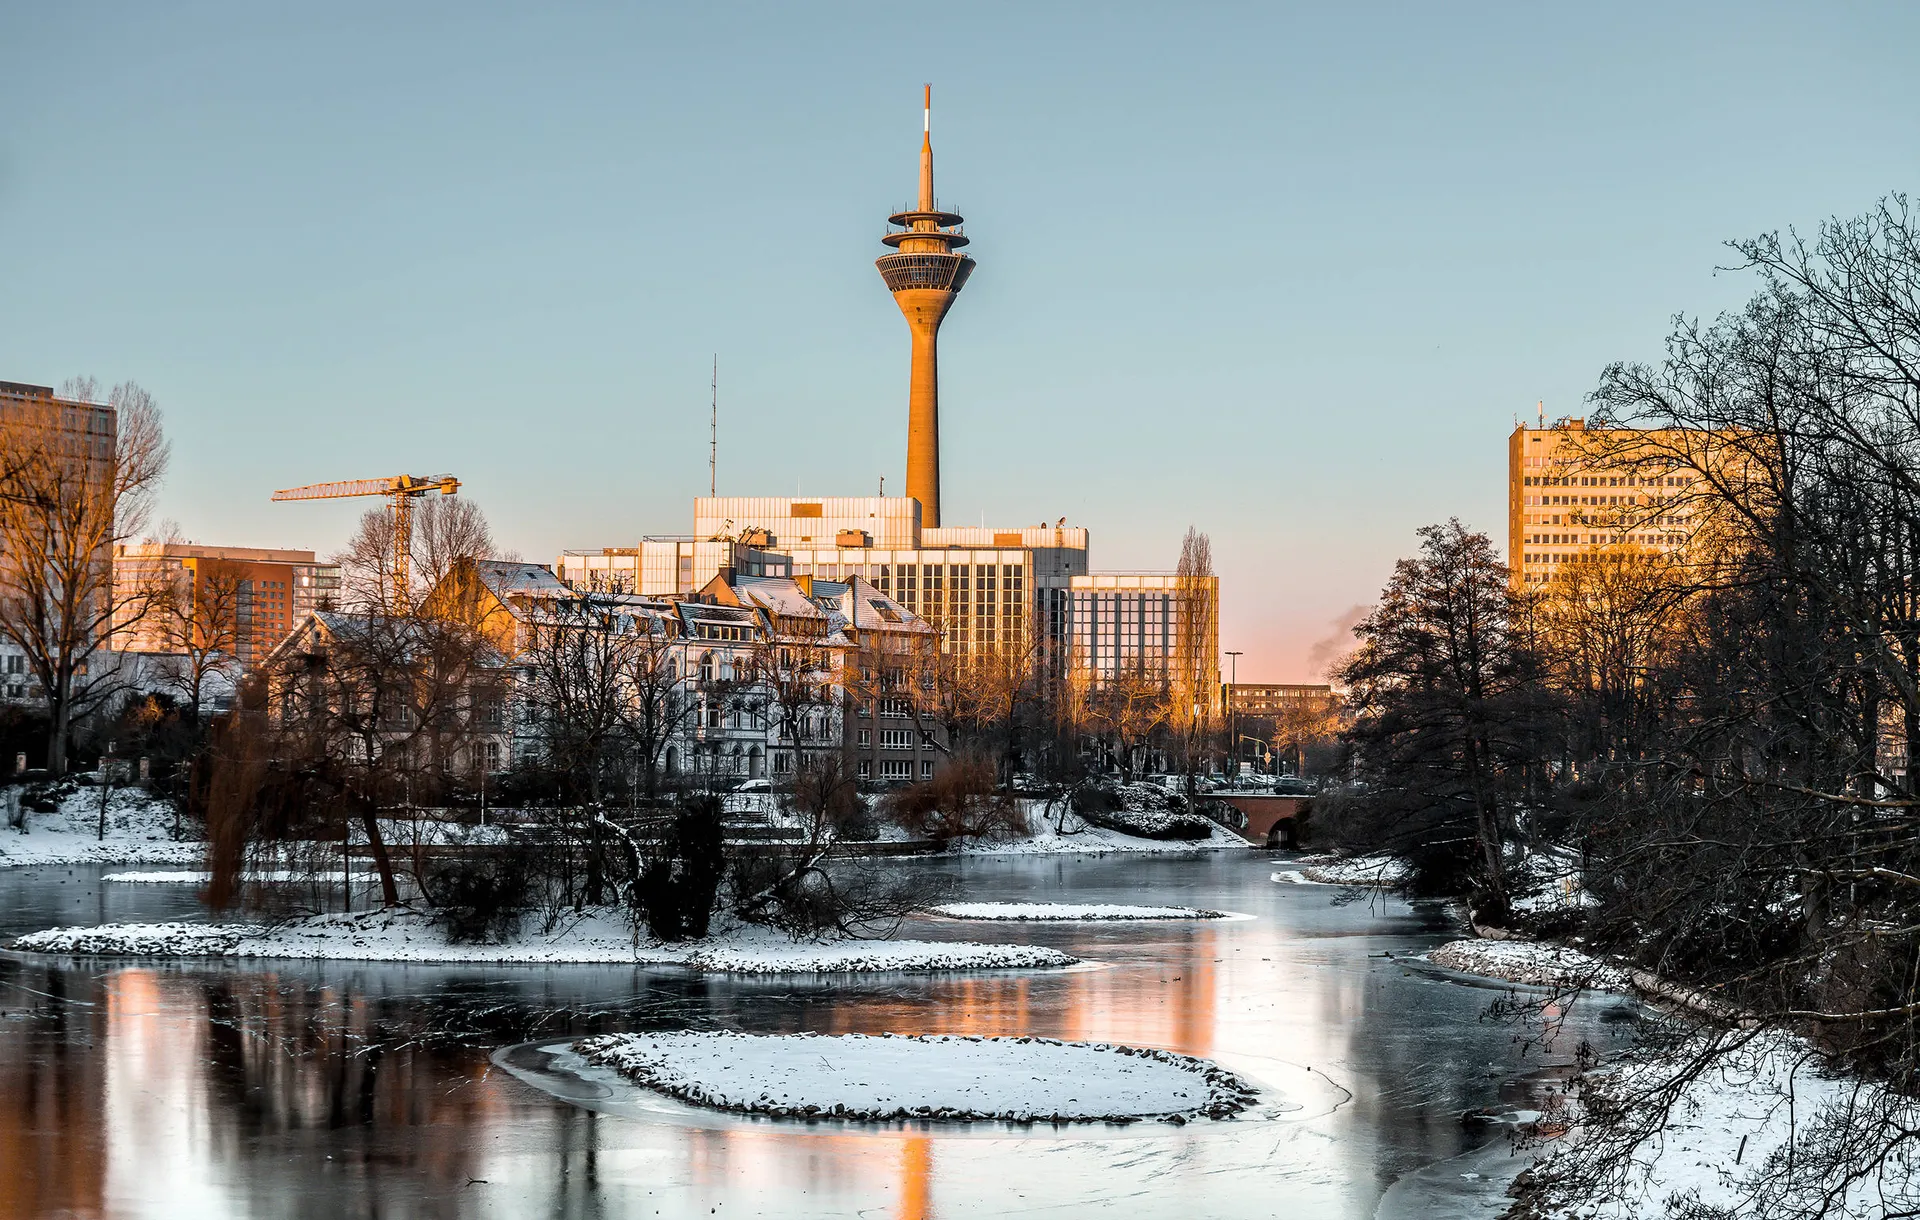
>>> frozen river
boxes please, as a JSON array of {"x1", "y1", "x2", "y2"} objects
[{"x1": 0, "y1": 851, "x2": 1631, "y2": 1218}]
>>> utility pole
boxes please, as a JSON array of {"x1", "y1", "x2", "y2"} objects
[
  {"x1": 710, "y1": 355, "x2": 718, "y2": 498},
  {"x1": 1224, "y1": 652, "x2": 1242, "y2": 776}
]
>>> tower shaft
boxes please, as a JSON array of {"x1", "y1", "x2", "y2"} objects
[{"x1": 877, "y1": 85, "x2": 973, "y2": 529}]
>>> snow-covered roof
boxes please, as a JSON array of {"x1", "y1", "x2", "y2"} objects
[
  {"x1": 825, "y1": 577, "x2": 934, "y2": 635},
  {"x1": 474, "y1": 560, "x2": 568, "y2": 600},
  {"x1": 734, "y1": 575, "x2": 830, "y2": 622}
]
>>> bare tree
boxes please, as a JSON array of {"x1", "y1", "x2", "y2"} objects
[
  {"x1": 334, "y1": 497, "x2": 495, "y2": 613},
  {"x1": 1077, "y1": 655, "x2": 1169, "y2": 783},
  {"x1": 148, "y1": 554, "x2": 247, "y2": 722},
  {"x1": 0, "y1": 380, "x2": 170, "y2": 774}
]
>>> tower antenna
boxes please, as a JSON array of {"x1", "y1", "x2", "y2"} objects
[{"x1": 710, "y1": 355, "x2": 718, "y2": 497}]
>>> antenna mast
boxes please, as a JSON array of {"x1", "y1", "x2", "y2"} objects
[{"x1": 710, "y1": 355, "x2": 718, "y2": 497}]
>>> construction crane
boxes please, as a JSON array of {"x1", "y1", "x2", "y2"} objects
[{"x1": 272, "y1": 473, "x2": 460, "y2": 613}]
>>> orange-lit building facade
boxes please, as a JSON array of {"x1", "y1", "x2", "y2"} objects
[
  {"x1": 113, "y1": 543, "x2": 341, "y2": 667},
  {"x1": 1507, "y1": 418, "x2": 1715, "y2": 590}
]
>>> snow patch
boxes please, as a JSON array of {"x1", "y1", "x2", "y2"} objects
[
  {"x1": 1526, "y1": 1033, "x2": 1920, "y2": 1218},
  {"x1": 576, "y1": 1031, "x2": 1258, "y2": 1123},
  {"x1": 1272, "y1": 854, "x2": 1410, "y2": 887},
  {"x1": 1425, "y1": 938, "x2": 1629, "y2": 990}
]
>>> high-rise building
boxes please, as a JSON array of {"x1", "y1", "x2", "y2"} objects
[
  {"x1": 0, "y1": 380, "x2": 118, "y2": 708},
  {"x1": 1067, "y1": 572, "x2": 1219, "y2": 692},
  {"x1": 113, "y1": 543, "x2": 341, "y2": 667},
  {"x1": 1507, "y1": 417, "x2": 1715, "y2": 590},
  {"x1": 876, "y1": 86, "x2": 974, "y2": 528}
]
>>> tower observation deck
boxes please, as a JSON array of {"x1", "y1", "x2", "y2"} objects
[{"x1": 877, "y1": 84, "x2": 974, "y2": 529}]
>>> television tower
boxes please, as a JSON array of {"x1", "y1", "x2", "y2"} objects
[{"x1": 877, "y1": 85, "x2": 974, "y2": 528}]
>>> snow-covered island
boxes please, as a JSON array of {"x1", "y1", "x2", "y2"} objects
[
  {"x1": 10, "y1": 908, "x2": 1080, "y2": 974},
  {"x1": 576, "y1": 1031, "x2": 1260, "y2": 1123},
  {"x1": 930, "y1": 901, "x2": 1230, "y2": 921}
]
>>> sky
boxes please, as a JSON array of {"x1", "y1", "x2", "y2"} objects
[{"x1": 3, "y1": 3, "x2": 1916, "y2": 681}]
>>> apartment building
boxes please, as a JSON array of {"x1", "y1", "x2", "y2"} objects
[
  {"x1": 1, "y1": 380, "x2": 118, "y2": 709},
  {"x1": 113, "y1": 543, "x2": 342, "y2": 668},
  {"x1": 427, "y1": 558, "x2": 945, "y2": 784},
  {"x1": 1508, "y1": 418, "x2": 1717, "y2": 589}
]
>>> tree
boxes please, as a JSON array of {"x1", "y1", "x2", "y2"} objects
[
  {"x1": 148, "y1": 554, "x2": 247, "y2": 723},
  {"x1": 258, "y1": 610, "x2": 497, "y2": 906},
  {"x1": 1077, "y1": 656, "x2": 1168, "y2": 783},
  {"x1": 0, "y1": 380, "x2": 170, "y2": 774},
  {"x1": 334, "y1": 497, "x2": 495, "y2": 614},
  {"x1": 1335, "y1": 520, "x2": 1547, "y2": 920},
  {"x1": 1170, "y1": 527, "x2": 1219, "y2": 798}
]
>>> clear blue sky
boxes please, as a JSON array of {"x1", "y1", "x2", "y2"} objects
[{"x1": 3, "y1": 3, "x2": 1915, "y2": 680}]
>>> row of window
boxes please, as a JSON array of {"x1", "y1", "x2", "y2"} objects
[
  {"x1": 858, "y1": 759, "x2": 936, "y2": 779},
  {"x1": 1525, "y1": 473, "x2": 1699, "y2": 488},
  {"x1": 855, "y1": 727, "x2": 934, "y2": 749}
]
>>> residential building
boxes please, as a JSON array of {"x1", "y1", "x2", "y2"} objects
[
  {"x1": 259, "y1": 609, "x2": 511, "y2": 778},
  {"x1": 558, "y1": 498, "x2": 1089, "y2": 668},
  {"x1": 1507, "y1": 417, "x2": 1720, "y2": 590},
  {"x1": 424, "y1": 559, "x2": 945, "y2": 785},
  {"x1": 113, "y1": 543, "x2": 341, "y2": 668}
]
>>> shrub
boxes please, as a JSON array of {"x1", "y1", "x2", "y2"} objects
[
  {"x1": 880, "y1": 757, "x2": 1024, "y2": 845},
  {"x1": 1071, "y1": 782, "x2": 1213, "y2": 840},
  {"x1": 426, "y1": 848, "x2": 532, "y2": 943},
  {"x1": 635, "y1": 796, "x2": 727, "y2": 941}
]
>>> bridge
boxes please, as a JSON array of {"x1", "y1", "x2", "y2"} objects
[{"x1": 1212, "y1": 794, "x2": 1309, "y2": 848}]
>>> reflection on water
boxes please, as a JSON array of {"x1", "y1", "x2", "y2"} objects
[{"x1": 0, "y1": 855, "x2": 1629, "y2": 1218}]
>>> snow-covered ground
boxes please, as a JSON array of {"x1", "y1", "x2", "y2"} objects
[
  {"x1": 962, "y1": 809, "x2": 1246, "y2": 856},
  {"x1": 1271, "y1": 854, "x2": 1411, "y2": 887},
  {"x1": 1512, "y1": 845, "x2": 1598, "y2": 914},
  {"x1": 10, "y1": 908, "x2": 1079, "y2": 973},
  {"x1": 1424, "y1": 938, "x2": 1629, "y2": 990},
  {"x1": 930, "y1": 901, "x2": 1229, "y2": 921},
  {"x1": 0, "y1": 786, "x2": 202, "y2": 868},
  {"x1": 1526, "y1": 1033, "x2": 1919, "y2": 1218},
  {"x1": 576, "y1": 1031, "x2": 1259, "y2": 1122}
]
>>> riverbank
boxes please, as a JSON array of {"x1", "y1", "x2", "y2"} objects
[
  {"x1": 9, "y1": 906, "x2": 1080, "y2": 973},
  {"x1": 1, "y1": 788, "x2": 199, "y2": 868}
]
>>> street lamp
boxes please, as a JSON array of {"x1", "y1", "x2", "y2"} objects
[{"x1": 1223, "y1": 651, "x2": 1242, "y2": 777}]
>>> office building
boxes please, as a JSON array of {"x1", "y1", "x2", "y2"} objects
[
  {"x1": 1067, "y1": 572, "x2": 1219, "y2": 691},
  {"x1": 1508, "y1": 417, "x2": 1715, "y2": 589}
]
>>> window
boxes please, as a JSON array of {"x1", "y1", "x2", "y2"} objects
[
  {"x1": 881, "y1": 759, "x2": 911, "y2": 779},
  {"x1": 858, "y1": 759, "x2": 872, "y2": 778},
  {"x1": 881, "y1": 729, "x2": 913, "y2": 750},
  {"x1": 858, "y1": 728, "x2": 871, "y2": 748},
  {"x1": 921, "y1": 760, "x2": 935, "y2": 779}
]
